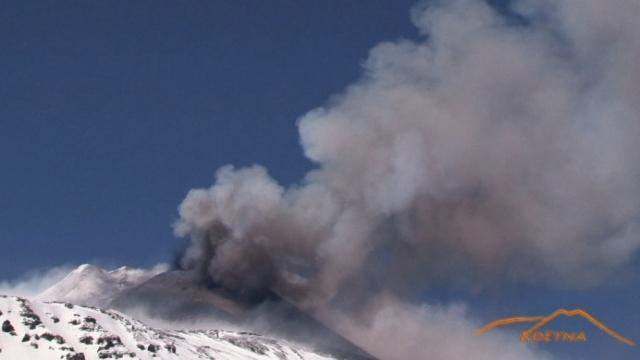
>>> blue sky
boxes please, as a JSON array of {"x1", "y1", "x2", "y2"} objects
[
  {"x1": 0, "y1": 0, "x2": 417, "y2": 277},
  {"x1": 1, "y1": 1, "x2": 638, "y2": 359}
]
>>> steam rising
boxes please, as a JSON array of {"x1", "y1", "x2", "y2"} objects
[
  {"x1": 175, "y1": 0, "x2": 640, "y2": 358},
  {"x1": 0, "y1": 265, "x2": 73, "y2": 298}
]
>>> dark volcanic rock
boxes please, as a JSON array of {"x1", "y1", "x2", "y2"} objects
[
  {"x1": 66, "y1": 353, "x2": 86, "y2": 360},
  {"x1": 41, "y1": 332, "x2": 65, "y2": 344},
  {"x1": 1, "y1": 320, "x2": 15, "y2": 333}
]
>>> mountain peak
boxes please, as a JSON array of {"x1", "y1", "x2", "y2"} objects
[
  {"x1": 35, "y1": 264, "x2": 163, "y2": 308},
  {"x1": 75, "y1": 263, "x2": 99, "y2": 271},
  {"x1": 32, "y1": 266, "x2": 375, "y2": 360}
]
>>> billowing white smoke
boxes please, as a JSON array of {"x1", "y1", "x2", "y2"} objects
[
  {"x1": 325, "y1": 293, "x2": 553, "y2": 360},
  {"x1": 0, "y1": 265, "x2": 73, "y2": 298},
  {"x1": 175, "y1": 0, "x2": 640, "y2": 358}
]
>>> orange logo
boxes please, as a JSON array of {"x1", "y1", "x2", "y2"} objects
[{"x1": 476, "y1": 308, "x2": 636, "y2": 346}]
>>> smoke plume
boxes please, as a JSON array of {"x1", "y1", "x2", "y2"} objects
[
  {"x1": 175, "y1": 0, "x2": 640, "y2": 358},
  {"x1": 0, "y1": 265, "x2": 73, "y2": 298}
]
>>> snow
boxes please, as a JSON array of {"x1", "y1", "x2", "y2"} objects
[
  {"x1": 25, "y1": 264, "x2": 371, "y2": 360},
  {"x1": 35, "y1": 264, "x2": 163, "y2": 308},
  {"x1": 0, "y1": 295, "x2": 337, "y2": 360}
]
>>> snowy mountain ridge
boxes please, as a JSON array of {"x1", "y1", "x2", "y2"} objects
[
  {"x1": 0, "y1": 295, "x2": 338, "y2": 360},
  {"x1": 35, "y1": 264, "x2": 165, "y2": 308}
]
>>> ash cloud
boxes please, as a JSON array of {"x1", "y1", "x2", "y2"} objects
[
  {"x1": 174, "y1": 0, "x2": 640, "y2": 358},
  {"x1": 326, "y1": 294, "x2": 552, "y2": 360}
]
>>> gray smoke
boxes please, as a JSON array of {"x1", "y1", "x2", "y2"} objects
[{"x1": 174, "y1": 0, "x2": 640, "y2": 358}]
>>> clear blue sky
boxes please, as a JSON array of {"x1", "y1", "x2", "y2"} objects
[{"x1": 1, "y1": 1, "x2": 637, "y2": 358}]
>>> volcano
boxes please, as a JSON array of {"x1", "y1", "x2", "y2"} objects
[{"x1": 37, "y1": 264, "x2": 376, "y2": 360}]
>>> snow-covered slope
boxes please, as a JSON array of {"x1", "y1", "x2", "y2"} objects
[
  {"x1": 32, "y1": 265, "x2": 376, "y2": 360},
  {"x1": 110, "y1": 270, "x2": 375, "y2": 360},
  {"x1": 36, "y1": 264, "x2": 164, "y2": 308},
  {"x1": 0, "y1": 295, "x2": 337, "y2": 360}
]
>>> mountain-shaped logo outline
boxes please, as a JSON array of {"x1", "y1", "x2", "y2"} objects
[{"x1": 475, "y1": 308, "x2": 636, "y2": 346}]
